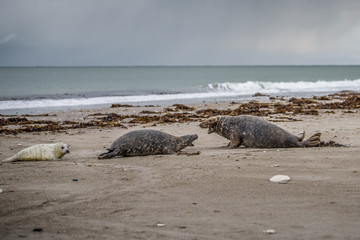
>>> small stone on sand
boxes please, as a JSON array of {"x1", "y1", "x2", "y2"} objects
[{"x1": 269, "y1": 175, "x2": 290, "y2": 183}]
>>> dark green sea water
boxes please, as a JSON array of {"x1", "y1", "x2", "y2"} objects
[{"x1": 1, "y1": 65, "x2": 359, "y2": 114}]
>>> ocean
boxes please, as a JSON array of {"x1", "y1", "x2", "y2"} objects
[{"x1": 1, "y1": 66, "x2": 360, "y2": 115}]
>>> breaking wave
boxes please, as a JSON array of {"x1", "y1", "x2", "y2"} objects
[
  {"x1": 206, "y1": 79, "x2": 360, "y2": 95},
  {"x1": 0, "y1": 79, "x2": 359, "y2": 112},
  {"x1": 0, "y1": 92, "x2": 240, "y2": 110}
]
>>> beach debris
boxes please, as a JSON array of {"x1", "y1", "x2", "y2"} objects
[
  {"x1": 72, "y1": 179, "x2": 79, "y2": 182},
  {"x1": 0, "y1": 189, "x2": 3, "y2": 193},
  {"x1": 269, "y1": 175, "x2": 290, "y2": 183},
  {"x1": 32, "y1": 227, "x2": 43, "y2": 232},
  {"x1": 187, "y1": 151, "x2": 201, "y2": 156},
  {"x1": 111, "y1": 104, "x2": 136, "y2": 108},
  {"x1": 271, "y1": 164, "x2": 280, "y2": 167},
  {"x1": 177, "y1": 151, "x2": 201, "y2": 156},
  {"x1": 320, "y1": 140, "x2": 347, "y2": 147},
  {"x1": 172, "y1": 104, "x2": 195, "y2": 111},
  {"x1": 1, "y1": 92, "x2": 359, "y2": 135},
  {"x1": 253, "y1": 92, "x2": 269, "y2": 97},
  {"x1": 156, "y1": 222, "x2": 166, "y2": 227},
  {"x1": 263, "y1": 229, "x2": 276, "y2": 234}
]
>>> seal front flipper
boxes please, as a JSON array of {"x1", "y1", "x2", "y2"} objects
[
  {"x1": 228, "y1": 134, "x2": 242, "y2": 149},
  {"x1": 164, "y1": 148, "x2": 177, "y2": 155}
]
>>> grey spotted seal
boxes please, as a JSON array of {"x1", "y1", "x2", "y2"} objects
[
  {"x1": 98, "y1": 129, "x2": 198, "y2": 159},
  {"x1": 2, "y1": 142, "x2": 70, "y2": 162},
  {"x1": 200, "y1": 115, "x2": 321, "y2": 148}
]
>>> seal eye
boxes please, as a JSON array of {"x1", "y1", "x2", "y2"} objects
[{"x1": 61, "y1": 146, "x2": 64, "y2": 150}]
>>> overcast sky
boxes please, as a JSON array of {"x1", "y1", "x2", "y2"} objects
[{"x1": 1, "y1": 0, "x2": 360, "y2": 66}]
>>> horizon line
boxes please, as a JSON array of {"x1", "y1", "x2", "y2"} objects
[{"x1": 1, "y1": 64, "x2": 360, "y2": 68}]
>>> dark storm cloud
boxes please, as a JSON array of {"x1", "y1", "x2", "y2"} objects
[{"x1": 0, "y1": 0, "x2": 360, "y2": 66}]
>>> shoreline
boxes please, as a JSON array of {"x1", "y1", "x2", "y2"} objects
[
  {"x1": 1, "y1": 92, "x2": 360, "y2": 239},
  {"x1": 1, "y1": 85, "x2": 360, "y2": 116},
  {"x1": 1, "y1": 91, "x2": 359, "y2": 135}
]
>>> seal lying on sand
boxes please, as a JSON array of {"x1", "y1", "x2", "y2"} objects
[
  {"x1": 98, "y1": 130, "x2": 198, "y2": 159},
  {"x1": 2, "y1": 142, "x2": 70, "y2": 162},
  {"x1": 200, "y1": 116, "x2": 321, "y2": 148}
]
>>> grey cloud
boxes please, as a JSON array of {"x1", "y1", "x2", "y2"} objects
[
  {"x1": 0, "y1": 33, "x2": 18, "y2": 45},
  {"x1": 0, "y1": 0, "x2": 360, "y2": 66}
]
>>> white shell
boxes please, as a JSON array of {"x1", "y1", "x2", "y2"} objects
[
  {"x1": 269, "y1": 175, "x2": 290, "y2": 183},
  {"x1": 0, "y1": 189, "x2": 3, "y2": 193},
  {"x1": 264, "y1": 229, "x2": 276, "y2": 234}
]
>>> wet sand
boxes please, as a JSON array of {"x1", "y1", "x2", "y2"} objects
[{"x1": 1, "y1": 97, "x2": 360, "y2": 240}]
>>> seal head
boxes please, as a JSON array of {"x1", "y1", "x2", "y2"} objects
[
  {"x1": 180, "y1": 134, "x2": 198, "y2": 147},
  {"x1": 58, "y1": 143, "x2": 70, "y2": 155},
  {"x1": 199, "y1": 116, "x2": 220, "y2": 134}
]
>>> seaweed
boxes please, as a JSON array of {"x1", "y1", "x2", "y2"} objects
[{"x1": 1, "y1": 91, "x2": 358, "y2": 135}]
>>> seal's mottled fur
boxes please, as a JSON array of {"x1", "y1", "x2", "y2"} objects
[
  {"x1": 200, "y1": 116, "x2": 321, "y2": 148},
  {"x1": 98, "y1": 130, "x2": 198, "y2": 159}
]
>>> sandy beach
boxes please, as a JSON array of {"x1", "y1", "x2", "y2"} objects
[{"x1": 1, "y1": 94, "x2": 360, "y2": 240}]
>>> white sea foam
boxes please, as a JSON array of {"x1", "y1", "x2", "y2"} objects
[
  {"x1": 0, "y1": 92, "x2": 239, "y2": 110},
  {"x1": 0, "y1": 79, "x2": 359, "y2": 111},
  {"x1": 206, "y1": 79, "x2": 360, "y2": 94}
]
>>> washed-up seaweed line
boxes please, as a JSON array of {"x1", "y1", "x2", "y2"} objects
[{"x1": 0, "y1": 93, "x2": 358, "y2": 135}]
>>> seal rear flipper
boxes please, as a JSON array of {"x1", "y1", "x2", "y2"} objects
[
  {"x1": 299, "y1": 131, "x2": 305, "y2": 141},
  {"x1": 2, "y1": 155, "x2": 17, "y2": 163},
  {"x1": 301, "y1": 133, "x2": 321, "y2": 147},
  {"x1": 98, "y1": 149, "x2": 121, "y2": 159}
]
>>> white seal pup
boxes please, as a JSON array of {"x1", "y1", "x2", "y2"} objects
[{"x1": 2, "y1": 142, "x2": 70, "y2": 163}]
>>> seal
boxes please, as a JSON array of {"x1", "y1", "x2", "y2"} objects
[
  {"x1": 98, "y1": 129, "x2": 198, "y2": 159},
  {"x1": 199, "y1": 115, "x2": 321, "y2": 148},
  {"x1": 2, "y1": 142, "x2": 70, "y2": 163}
]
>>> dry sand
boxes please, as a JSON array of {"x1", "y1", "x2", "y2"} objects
[{"x1": 1, "y1": 102, "x2": 360, "y2": 240}]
